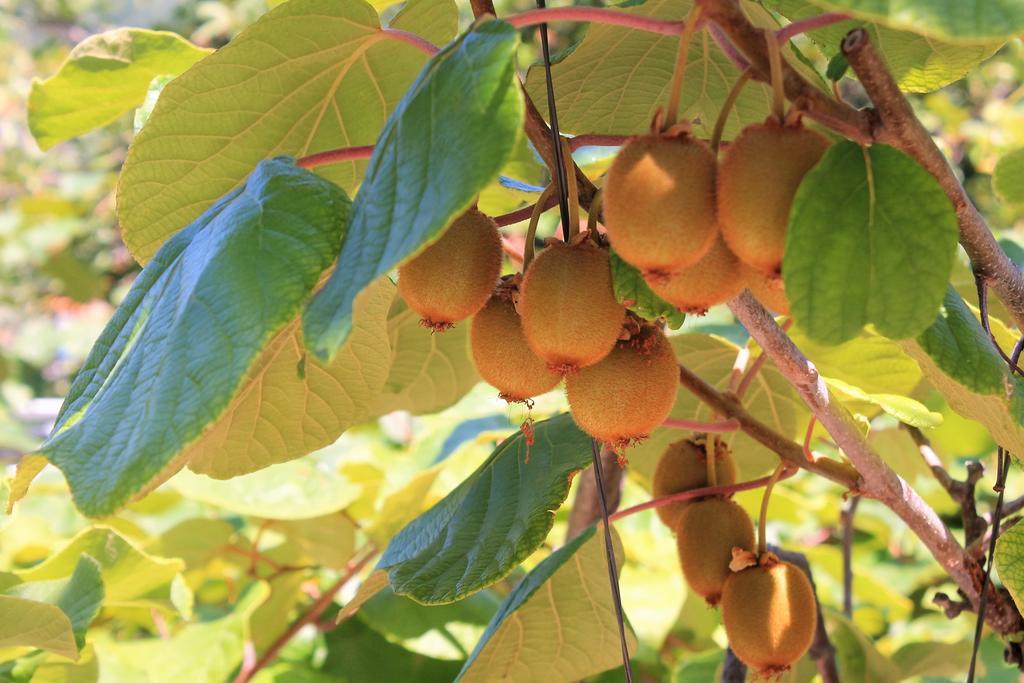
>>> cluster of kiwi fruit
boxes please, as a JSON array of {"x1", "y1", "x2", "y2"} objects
[
  {"x1": 396, "y1": 207, "x2": 679, "y2": 449},
  {"x1": 603, "y1": 118, "x2": 830, "y2": 316},
  {"x1": 652, "y1": 437, "x2": 816, "y2": 677}
]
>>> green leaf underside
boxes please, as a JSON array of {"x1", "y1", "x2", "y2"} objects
[
  {"x1": 38, "y1": 159, "x2": 348, "y2": 517},
  {"x1": 784, "y1": 142, "x2": 958, "y2": 344},
  {"x1": 370, "y1": 293, "x2": 480, "y2": 416},
  {"x1": 793, "y1": 0, "x2": 1024, "y2": 43},
  {"x1": 766, "y1": 0, "x2": 1002, "y2": 93},
  {"x1": 996, "y1": 522, "x2": 1024, "y2": 615},
  {"x1": 901, "y1": 287, "x2": 1024, "y2": 455},
  {"x1": 390, "y1": 0, "x2": 458, "y2": 46},
  {"x1": 524, "y1": 0, "x2": 772, "y2": 139},
  {"x1": 0, "y1": 597, "x2": 76, "y2": 660},
  {"x1": 457, "y1": 525, "x2": 638, "y2": 682},
  {"x1": 116, "y1": 0, "x2": 435, "y2": 263},
  {"x1": 5, "y1": 556, "x2": 104, "y2": 650},
  {"x1": 28, "y1": 28, "x2": 209, "y2": 150},
  {"x1": 378, "y1": 413, "x2": 593, "y2": 604},
  {"x1": 609, "y1": 250, "x2": 685, "y2": 329},
  {"x1": 303, "y1": 19, "x2": 524, "y2": 360},
  {"x1": 994, "y1": 148, "x2": 1024, "y2": 206},
  {"x1": 183, "y1": 277, "x2": 395, "y2": 479}
]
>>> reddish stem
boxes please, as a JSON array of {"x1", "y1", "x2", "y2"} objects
[
  {"x1": 708, "y1": 23, "x2": 749, "y2": 71},
  {"x1": 380, "y1": 28, "x2": 440, "y2": 56},
  {"x1": 234, "y1": 548, "x2": 379, "y2": 683},
  {"x1": 507, "y1": 7, "x2": 683, "y2": 35},
  {"x1": 296, "y1": 146, "x2": 375, "y2": 169},
  {"x1": 775, "y1": 13, "x2": 851, "y2": 44},
  {"x1": 569, "y1": 133, "x2": 630, "y2": 149},
  {"x1": 735, "y1": 351, "x2": 768, "y2": 400},
  {"x1": 662, "y1": 417, "x2": 741, "y2": 433},
  {"x1": 608, "y1": 468, "x2": 798, "y2": 523},
  {"x1": 803, "y1": 415, "x2": 817, "y2": 462}
]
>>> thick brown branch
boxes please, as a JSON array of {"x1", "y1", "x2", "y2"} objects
[
  {"x1": 676, "y1": 364, "x2": 861, "y2": 489},
  {"x1": 696, "y1": 0, "x2": 872, "y2": 143},
  {"x1": 840, "y1": 29, "x2": 1024, "y2": 331},
  {"x1": 728, "y1": 291, "x2": 1022, "y2": 635}
]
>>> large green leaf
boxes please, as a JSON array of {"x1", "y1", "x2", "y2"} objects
[
  {"x1": 609, "y1": 250, "x2": 685, "y2": 329},
  {"x1": 784, "y1": 142, "x2": 958, "y2": 344},
  {"x1": 457, "y1": 525, "x2": 637, "y2": 682},
  {"x1": 370, "y1": 294, "x2": 480, "y2": 416},
  {"x1": 901, "y1": 287, "x2": 1024, "y2": 455},
  {"x1": 4, "y1": 556, "x2": 104, "y2": 651},
  {"x1": 22, "y1": 159, "x2": 346, "y2": 517},
  {"x1": 17, "y1": 527, "x2": 183, "y2": 609},
  {"x1": 0, "y1": 597, "x2": 76, "y2": 661},
  {"x1": 766, "y1": 0, "x2": 1002, "y2": 93},
  {"x1": 524, "y1": 0, "x2": 771, "y2": 139},
  {"x1": 28, "y1": 29, "x2": 209, "y2": 150},
  {"x1": 390, "y1": 0, "x2": 458, "y2": 46},
  {"x1": 377, "y1": 413, "x2": 592, "y2": 604},
  {"x1": 184, "y1": 277, "x2": 395, "y2": 478},
  {"x1": 793, "y1": 0, "x2": 1024, "y2": 43},
  {"x1": 116, "y1": 0, "x2": 435, "y2": 263},
  {"x1": 994, "y1": 148, "x2": 1024, "y2": 206},
  {"x1": 322, "y1": 616, "x2": 462, "y2": 682},
  {"x1": 303, "y1": 19, "x2": 524, "y2": 360},
  {"x1": 171, "y1": 441, "x2": 363, "y2": 520},
  {"x1": 996, "y1": 522, "x2": 1024, "y2": 614}
]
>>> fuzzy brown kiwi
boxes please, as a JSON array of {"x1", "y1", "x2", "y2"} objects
[
  {"x1": 652, "y1": 437, "x2": 737, "y2": 529},
  {"x1": 718, "y1": 121, "x2": 830, "y2": 276},
  {"x1": 646, "y1": 238, "x2": 747, "y2": 314},
  {"x1": 519, "y1": 240, "x2": 626, "y2": 372},
  {"x1": 721, "y1": 556, "x2": 818, "y2": 677},
  {"x1": 675, "y1": 497, "x2": 755, "y2": 605},
  {"x1": 564, "y1": 327, "x2": 678, "y2": 447},
  {"x1": 470, "y1": 285, "x2": 560, "y2": 402},
  {"x1": 745, "y1": 269, "x2": 790, "y2": 315},
  {"x1": 397, "y1": 208, "x2": 502, "y2": 330},
  {"x1": 603, "y1": 134, "x2": 718, "y2": 277}
]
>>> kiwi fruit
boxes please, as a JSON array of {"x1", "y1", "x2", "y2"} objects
[
  {"x1": 646, "y1": 238, "x2": 747, "y2": 314},
  {"x1": 652, "y1": 437, "x2": 737, "y2": 529},
  {"x1": 519, "y1": 240, "x2": 626, "y2": 372},
  {"x1": 745, "y1": 269, "x2": 790, "y2": 315},
  {"x1": 721, "y1": 557, "x2": 818, "y2": 677},
  {"x1": 603, "y1": 134, "x2": 718, "y2": 276},
  {"x1": 718, "y1": 121, "x2": 830, "y2": 275},
  {"x1": 470, "y1": 286, "x2": 560, "y2": 402},
  {"x1": 564, "y1": 327, "x2": 678, "y2": 447},
  {"x1": 675, "y1": 497, "x2": 755, "y2": 605},
  {"x1": 398, "y1": 208, "x2": 502, "y2": 330}
]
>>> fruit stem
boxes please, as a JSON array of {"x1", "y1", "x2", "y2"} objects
[
  {"x1": 560, "y1": 137, "x2": 581, "y2": 238},
  {"x1": 765, "y1": 30, "x2": 786, "y2": 124},
  {"x1": 664, "y1": 5, "x2": 703, "y2": 130},
  {"x1": 758, "y1": 463, "x2": 788, "y2": 555},
  {"x1": 774, "y1": 12, "x2": 851, "y2": 44},
  {"x1": 523, "y1": 183, "x2": 556, "y2": 270},
  {"x1": 586, "y1": 187, "x2": 604, "y2": 242},
  {"x1": 608, "y1": 467, "x2": 798, "y2": 523},
  {"x1": 710, "y1": 69, "x2": 751, "y2": 153},
  {"x1": 704, "y1": 435, "x2": 718, "y2": 488}
]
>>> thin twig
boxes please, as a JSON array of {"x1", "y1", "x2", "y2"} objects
[
  {"x1": 774, "y1": 12, "x2": 851, "y2": 44},
  {"x1": 566, "y1": 444, "x2": 623, "y2": 540},
  {"x1": 296, "y1": 146, "x2": 375, "y2": 168},
  {"x1": 380, "y1": 28, "x2": 440, "y2": 56},
  {"x1": 506, "y1": 6, "x2": 683, "y2": 35},
  {"x1": 841, "y1": 496, "x2": 860, "y2": 618},
  {"x1": 234, "y1": 548, "x2": 379, "y2": 683}
]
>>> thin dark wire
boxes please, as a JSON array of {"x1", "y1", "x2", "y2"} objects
[
  {"x1": 590, "y1": 439, "x2": 634, "y2": 682},
  {"x1": 967, "y1": 447, "x2": 1011, "y2": 683},
  {"x1": 974, "y1": 274, "x2": 1024, "y2": 374},
  {"x1": 535, "y1": 0, "x2": 572, "y2": 241}
]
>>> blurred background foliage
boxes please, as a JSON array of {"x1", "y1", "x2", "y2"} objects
[{"x1": 2, "y1": 0, "x2": 1024, "y2": 681}]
